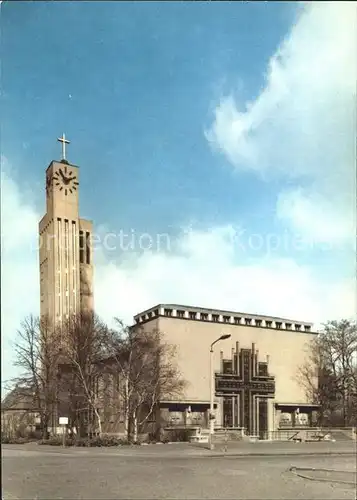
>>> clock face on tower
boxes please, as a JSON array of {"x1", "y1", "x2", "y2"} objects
[{"x1": 52, "y1": 165, "x2": 79, "y2": 196}]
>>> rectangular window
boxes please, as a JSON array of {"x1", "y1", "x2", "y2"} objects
[
  {"x1": 201, "y1": 313, "x2": 208, "y2": 321},
  {"x1": 304, "y1": 325, "x2": 311, "y2": 332},
  {"x1": 72, "y1": 221, "x2": 77, "y2": 314},
  {"x1": 285, "y1": 323, "x2": 292, "y2": 330},
  {"x1": 189, "y1": 311, "x2": 196, "y2": 320},
  {"x1": 164, "y1": 308, "x2": 172, "y2": 317},
  {"x1": 212, "y1": 314, "x2": 219, "y2": 322},
  {"x1": 234, "y1": 317, "x2": 241, "y2": 325},
  {"x1": 154, "y1": 309, "x2": 159, "y2": 316},
  {"x1": 295, "y1": 324, "x2": 301, "y2": 331},
  {"x1": 177, "y1": 310, "x2": 185, "y2": 318},
  {"x1": 223, "y1": 315, "x2": 230, "y2": 323},
  {"x1": 265, "y1": 321, "x2": 272, "y2": 328},
  {"x1": 79, "y1": 231, "x2": 84, "y2": 264},
  {"x1": 223, "y1": 360, "x2": 233, "y2": 374},
  {"x1": 245, "y1": 318, "x2": 252, "y2": 325},
  {"x1": 86, "y1": 232, "x2": 90, "y2": 265},
  {"x1": 255, "y1": 319, "x2": 262, "y2": 327},
  {"x1": 276, "y1": 322, "x2": 282, "y2": 329},
  {"x1": 258, "y1": 363, "x2": 268, "y2": 377}
]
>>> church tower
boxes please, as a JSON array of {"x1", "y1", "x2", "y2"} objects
[{"x1": 39, "y1": 135, "x2": 93, "y2": 327}]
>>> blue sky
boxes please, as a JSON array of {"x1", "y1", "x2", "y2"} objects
[
  {"x1": 1, "y1": 2, "x2": 356, "y2": 385},
  {"x1": 3, "y1": 2, "x2": 295, "y2": 234}
]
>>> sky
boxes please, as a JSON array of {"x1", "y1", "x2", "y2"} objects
[{"x1": 1, "y1": 1, "x2": 356, "y2": 387}]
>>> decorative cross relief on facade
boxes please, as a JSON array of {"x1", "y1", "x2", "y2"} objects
[{"x1": 215, "y1": 343, "x2": 275, "y2": 435}]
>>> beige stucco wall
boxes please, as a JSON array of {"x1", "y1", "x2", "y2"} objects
[{"x1": 140, "y1": 316, "x2": 314, "y2": 406}]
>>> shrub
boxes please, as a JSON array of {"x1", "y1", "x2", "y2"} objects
[
  {"x1": 1, "y1": 436, "x2": 28, "y2": 444},
  {"x1": 166, "y1": 429, "x2": 191, "y2": 442},
  {"x1": 88, "y1": 436, "x2": 120, "y2": 447},
  {"x1": 38, "y1": 436, "x2": 74, "y2": 446},
  {"x1": 37, "y1": 435, "x2": 135, "y2": 447}
]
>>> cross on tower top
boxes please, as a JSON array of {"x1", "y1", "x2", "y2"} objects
[{"x1": 57, "y1": 133, "x2": 70, "y2": 161}]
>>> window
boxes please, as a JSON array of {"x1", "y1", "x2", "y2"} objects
[
  {"x1": 223, "y1": 360, "x2": 233, "y2": 374},
  {"x1": 258, "y1": 363, "x2": 268, "y2": 376},
  {"x1": 223, "y1": 315, "x2": 230, "y2": 323},
  {"x1": 154, "y1": 309, "x2": 159, "y2": 316},
  {"x1": 141, "y1": 316, "x2": 145, "y2": 322},
  {"x1": 189, "y1": 311, "x2": 196, "y2": 320},
  {"x1": 212, "y1": 314, "x2": 219, "y2": 322},
  {"x1": 245, "y1": 318, "x2": 252, "y2": 325},
  {"x1": 285, "y1": 323, "x2": 292, "y2": 330},
  {"x1": 234, "y1": 317, "x2": 241, "y2": 325},
  {"x1": 265, "y1": 320, "x2": 272, "y2": 328},
  {"x1": 276, "y1": 322, "x2": 282, "y2": 329},
  {"x1": 79, "y1": 231, "x2": 84, "y2": 264},
  {"x1": 255, "y1": 319, "x2": 262, "y2": 327},
  {"x1": 304, "y1": 325, "x2": 311, "y2": 332},
  {"x1": 86, "y1": 232, "x2": 91, "y2": 265},
  {"x1": 295, "y1": 324, "x2": 301, "y2": 331},
  {"x1": 201, "y1": 313, "x2": 208, "y2": 321},
  {"x1": 177, "y1": 310, "x2": 185, "y2": 318},
  {"x1": 164, "y1": 308, "x2": 172, "y2": 317}
]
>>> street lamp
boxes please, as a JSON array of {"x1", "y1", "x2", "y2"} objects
[{"x1": 209, "y1": 334, "x2": 231, "y2": 450}]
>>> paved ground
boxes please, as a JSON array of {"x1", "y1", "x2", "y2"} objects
[{"x1": 2, "y1": 442, "x2": 356, "y2": 499}]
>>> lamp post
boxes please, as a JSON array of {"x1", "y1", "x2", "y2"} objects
[{"x1": 209, "y1": 334, "x2": 231, "y2": 450}]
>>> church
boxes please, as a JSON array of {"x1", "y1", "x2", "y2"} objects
[
  {"x1": 134, "y1": 304, "x2": 319, "y2": 436},
  {"x1": 5, "y1": 139, "x2": 319, "y2": 438}
]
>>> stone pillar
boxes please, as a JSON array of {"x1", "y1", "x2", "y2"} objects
[
  {"x1": 160, "y1": 408, "x2": 170, "y2": 428},
  {"x1": 235, "y1": 341, "x2": 240, "y2": 374},
  {"x1": 216, "y1": 397, "x2": 223, "y2": 429},
  {"x1": 205, "y1": 409, "x2": 210, "y2": 429},
  {"x1": 268, "y1": 400, "x2": 275, "y2": 435},
  {"x1": 232, "y1": 396, "x2": 235, "y2": 427},
  {"x1": 256, "y1": 397, "x2": 260, "y2": 436}
]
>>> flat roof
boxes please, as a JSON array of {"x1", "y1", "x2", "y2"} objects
[{"x1": 134, "y1": 303, "x2": 314, "y2": 326}]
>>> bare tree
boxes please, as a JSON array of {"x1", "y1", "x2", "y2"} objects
[
  {"x1": 9, "y1": 315, "x2": 61, "y2": 439},
  {"x1": 107, "y1": 321, "x2": 186, "y2": 442},
  {"x1": 298, "y1": 319, "x2": 357, "y2": 426},
  {"x1": 60, "y1": 311, "x2": 110, "y2": 438}
]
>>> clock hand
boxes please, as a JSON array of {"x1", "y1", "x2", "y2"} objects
[{"x1": 59, "y1": 169, "x2": 66, "y2": 180}]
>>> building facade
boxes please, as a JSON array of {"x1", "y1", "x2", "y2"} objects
[
  {"x1": 38, "y1": 144, "x2": 93, "y2": 326},
  {"x1": 134, "y1": 304, "x2": 319, "y2": 436}
]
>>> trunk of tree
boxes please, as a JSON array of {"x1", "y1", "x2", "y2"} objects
[
  {"x1": 41, "y1": 414, "x2": 49, "y2": 440},
  {"x1": 124, "y1": 377, "x2": 130, "y2": 441},
  {"x1": 133, "y1": 410, "x2": 138, "y2": 443},
  {"x1": 94, "y1": 407, "x2": 102, "y2": 437}
]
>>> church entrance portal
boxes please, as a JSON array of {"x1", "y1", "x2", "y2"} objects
[{"x1": 216, "y1": 344, "x2": 275, "y2": 437}]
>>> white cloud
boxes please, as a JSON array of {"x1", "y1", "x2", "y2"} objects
[
  {"x1": 1, "y1": 162, "x2": 40, "y2": 390},
  {"x1": 206, "y1": 2, "x2": 357, "y2": 243},
  {"x1": 95, "y1": 227, "x2": 355, "y2": 329},
  {"x1": 1, "y1": 163, "x2": 355, "y2": 390}
]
